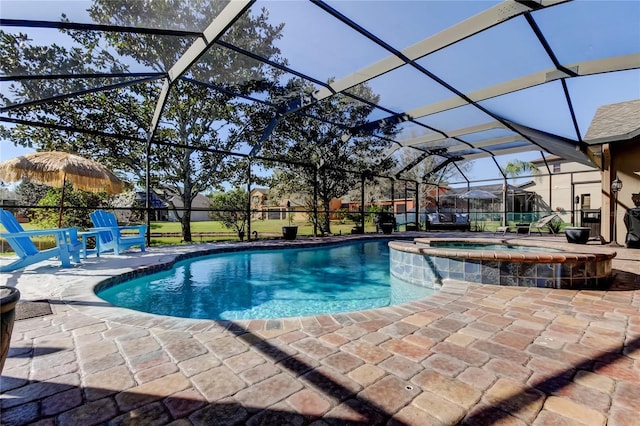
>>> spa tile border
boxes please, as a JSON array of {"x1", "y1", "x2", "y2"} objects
[{"x1": 389, "y1": 237, "x2": 616, "y2": 291}]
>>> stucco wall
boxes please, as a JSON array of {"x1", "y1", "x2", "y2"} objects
[{"x1": 602, "y1": 140, "x2": 640, "y2": 244}]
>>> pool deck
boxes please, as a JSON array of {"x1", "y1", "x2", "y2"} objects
[{"x1": 1, "y1": 232, "x2": 639, "y2": 425}]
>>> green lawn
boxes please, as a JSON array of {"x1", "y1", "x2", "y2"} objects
[
  {"x1": 148, "y1": 219, "x2": 375, "y2": 244},
  {"x1": 2, "y1": 218, "x2": 571, "y2": 251}
]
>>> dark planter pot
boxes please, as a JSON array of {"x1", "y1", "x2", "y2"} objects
[
  {"x1": 238, "y1": 231, "x2": 245, "y2": 241},
  {"x1": 380, "y1": 223, "x2": 394, "y2": 234},
  {"x1": 1, "y1": 286, "x2": 20, "y2": 374},
  {"x1": 565, "y1": 227, "x2": 590, "y2": 244},
  {"x1": 282, "y1": 226, "x2": 298, "y2": 240},
  {"x1": 351, "y1": 226, "x2": 364, "y2": 235}
]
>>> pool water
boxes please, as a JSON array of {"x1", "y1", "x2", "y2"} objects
[{"x1": 97, "y1": 240, "x2": 434, "y2": 320}]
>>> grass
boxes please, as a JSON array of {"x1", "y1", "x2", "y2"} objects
[
  {"x1": 149, "y1": 219, "x2": 375, "y2": 244},
  {"x1": 2, "y1": 218, "x2": 572, "y2": 252}
]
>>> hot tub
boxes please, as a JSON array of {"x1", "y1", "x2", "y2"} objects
[{"x1": 389, "y1": 237, "x2": 616, "y2": 290}]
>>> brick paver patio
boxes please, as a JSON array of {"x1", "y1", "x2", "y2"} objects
[{"x1": 1, "y1": 234, "x2": 638, "y2": 425}]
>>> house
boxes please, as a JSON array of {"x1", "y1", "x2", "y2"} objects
[
  {"x1": 165, "y1": 193, "x2": 212, "y2": 222},
  {"x1": 111, "y1": 191, "x2": 169, "y2": 223},
  {"x1": 250, "y1": 188, "x2": 308, "y2": 221},
  {"x1": 438, "y1": 184, "x2": 540, "y2": 222},
  {"x1": 527, "y1": 155, "x2": 602, "y2": 225}
]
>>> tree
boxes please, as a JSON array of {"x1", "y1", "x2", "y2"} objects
[
  {"x1": 504, "y1": 160, "x2": 540, "y2": 178},
  {"x1": 31, "y1": 184, "x2": 106, "y2": 229},
  {"x1": 209, "y1": 188, "x2": 249, "y2": 240},
  {"x1": 12, "y1": 180, "x2": 107, "y2": 226},
  {"x1": 391, "y1": 145, "x2": 471, "y2": 210},
  {"x1": 0, "y1": 1, "x2": 286, "y2": 242},
  {"x1": 14, "y1": 182, "x2": 51, "y2": 217},
  {"x1": 261, "y1": 80, "x2": 397, "y2": 235}
]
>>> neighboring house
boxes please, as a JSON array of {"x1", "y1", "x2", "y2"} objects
[
  {"x1": 112, "y1": 190, "x2": 169, "y2": 223},
  {"x1": 250, "y1": 188, "x2": 270, "y2": 220},
  {"x1": 112, "y1": 190, "x2": 218, "y2": 223},
  {"x1": 339, "y1": 193, "x2": 417, "y2": 217},
  {"x1": 135, "y1": 191, "x2": 169, "y2": 222},
  {"x1": 528, "y1": 155, "x2": 601, "y2": 225},
  {"x1": 439, "y1": 184, "x2": 541, "y2": 222},
  {"x1": 165, "y1": 193, "x2": 212, "y2": 222},
  {"x1": 0, "y1": 188, "x2": 27, "y2": 222},
  {"x1": 0, "y1": 187, "x2": 18, "y2": 208},
  {"x1": 250, "y1": 188, "x2": 310, "y2": 221}
]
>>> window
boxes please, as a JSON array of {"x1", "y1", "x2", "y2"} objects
[
  {"x1": 581, "y1": 194, "x2": 591, "y2": 209},
  {"x1": 552, "y1": 163, "x2": 561, "y2": 173}
]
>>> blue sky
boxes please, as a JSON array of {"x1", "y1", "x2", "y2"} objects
[{"x1": 1, "y1": 0, "x2": 639, "y2": 186}]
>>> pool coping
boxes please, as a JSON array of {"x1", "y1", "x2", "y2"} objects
[{"x1": 390, "y1": 237, "x2": 617, "y2": 263}]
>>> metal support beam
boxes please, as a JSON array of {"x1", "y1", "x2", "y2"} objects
[
  {"x1": 423, "y1": 157, "x2": 461, "y2": 181},
  {"x1": 249, "y1": 115, "x2": 281, "y2": 158},
  {"x1": 360, "y1": 174, "x2": 366, "y2": 231},
  {"x1": 145, "y1": 78, "x2": 171, "y2": 246},
  {"x1": 1, "y1": 75, "x2": 162, "y2": 113},
  {"x1": 247, "y1": 160, "x2": 252, "y2": 242},
  {"x1": 167, "y1": 1, "x2": 254, "y2": 83},
  {"x1": 395, "y1": 148, "x2": 447, "y2": 179},
  {"x1": 403, "y1": 54, "x2": 640, "y2": 121},
  {"x1": 311, "y1": 0, "x2": 549, "y2": 101},
  {"x1": 313, "y1": 168, "x2": 318, "y2": 237}
]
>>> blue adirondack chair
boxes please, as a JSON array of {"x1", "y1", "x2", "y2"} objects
[
  {"x1": 89, "y1": 210, "x2": 146, "y2": 255},
  {"x1": 0, "y1": 209, "x2": 81, "y2": 272}
]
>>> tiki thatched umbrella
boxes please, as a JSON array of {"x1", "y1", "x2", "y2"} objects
[{"x1": 0, "y1": 151, "x2": 123, "y2": 227}]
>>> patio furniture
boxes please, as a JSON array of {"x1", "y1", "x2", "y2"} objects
[
  {"x1": 424, "y1": 212, "x2": 470, "y2": 231},
  {"x1": 528, "y1": 214, "x2": 562, "y2": 235},
  {"x1": 0, "y1": 209, "x2": 81, "y2": 272},
  {"x1": 496, "y1": 223, "x2": 532, "y2": 235},
  {"x1": 78, "y1": 230, "x2": 102, "y2": 259},
  {"x1": 89, "y1": 210, "x2": 146, "y2": 255},
  {"x1": 624, "y1": 207, "x2": 640, "y2": 248}
]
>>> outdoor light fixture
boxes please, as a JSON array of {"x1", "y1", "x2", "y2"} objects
[
  {"x1": 610, "y1": 176, "x2": 623, "y2": 246},
  {"x1": 611, "y1": 176, "x2": 623, "y2": 194}
]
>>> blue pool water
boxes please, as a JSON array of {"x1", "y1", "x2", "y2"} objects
[{"x1": 97, "y1": 240, "x2": 434, "y2": 320}]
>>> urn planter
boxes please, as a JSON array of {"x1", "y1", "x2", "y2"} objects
[
  {"x1": 1, "y1": 286, "x2": 20, "y2": 374},
  {"x1": 282, "y1": 226, "x2": 298, "y2": 240},
  {"x1": 565, "y1": 226, "x2": 590, "y2": 244},
  {"x1": 380, "y1": 223, "x2": 394, "y2": 234}
]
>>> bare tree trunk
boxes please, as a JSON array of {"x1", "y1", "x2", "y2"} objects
[
  {"x1": 181, "y1": 208, "x2": 192, "y2": 242},
  {"x1": 181, "y1": 148, "x2": 194, "y2": 242},
  {"x1": 322, "y1": 196, "x2": 331, "y2": 234}
]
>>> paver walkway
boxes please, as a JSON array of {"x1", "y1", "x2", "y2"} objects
[{"x1": 1, "y1": 234, "x2": 639, "y2": 425}]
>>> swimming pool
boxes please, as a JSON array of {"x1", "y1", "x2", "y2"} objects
[{"x1": 97, "y1": 240, "x2": 434, "y2": 320}]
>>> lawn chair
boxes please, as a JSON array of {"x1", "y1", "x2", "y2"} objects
[
  {"x1": 0, "y1": 209, "x2": 81, "y2": 272},
  {"x1": 528, "y1": 214, "x2": 562, "y2": 235},
  {"x1": 89, "y1": 209, "x2": 146, "y2": 255}
]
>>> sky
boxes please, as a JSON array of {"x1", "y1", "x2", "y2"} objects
[{"x1": 1, "y1": 0, "x2": 639, "y2": 188}]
